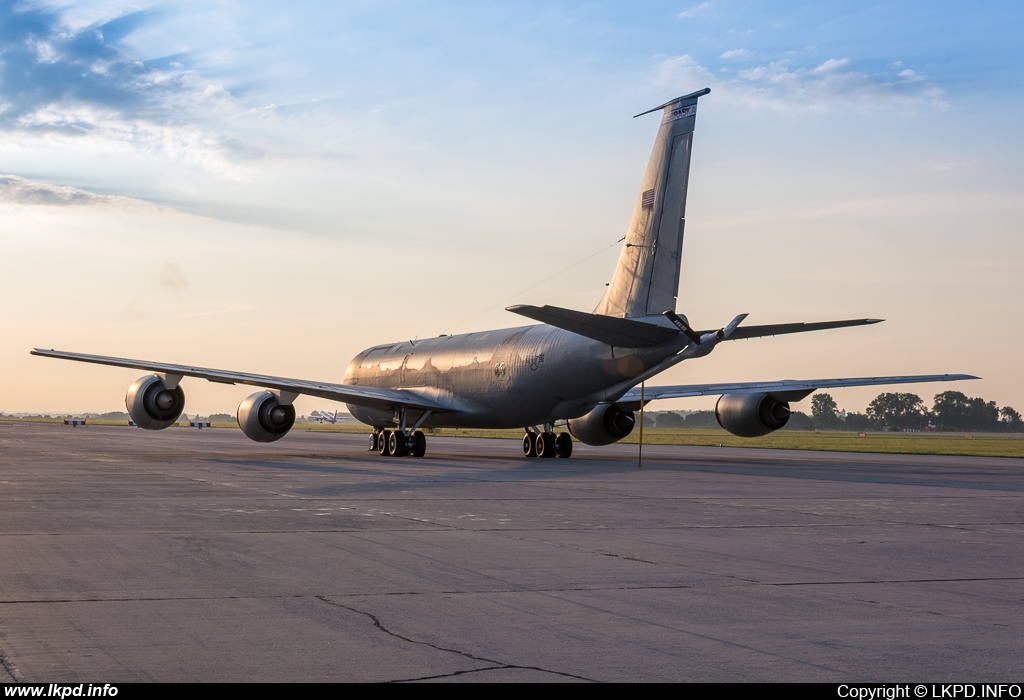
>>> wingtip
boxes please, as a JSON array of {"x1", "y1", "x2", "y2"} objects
[{"x1": 865, "y1": 318, "x2": 884, "y2": 324}]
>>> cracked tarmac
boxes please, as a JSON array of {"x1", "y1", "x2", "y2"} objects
[{"x1": 0, "y1": 422, "x2": 1022, "y2": 681}]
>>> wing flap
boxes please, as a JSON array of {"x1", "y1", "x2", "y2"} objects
[
  {"x1": 30, "y1": 349, "x2": 456, "y2": 413},
  {"x1": 506, "y1": 304, "x2": 679, "y2": 347}
]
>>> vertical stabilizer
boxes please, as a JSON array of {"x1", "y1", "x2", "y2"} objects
[{"x1": 594, "y1": 88, "x2": 710, "y2": 318}]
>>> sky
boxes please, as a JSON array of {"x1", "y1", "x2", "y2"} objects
[{"x1": 1, "y1": 0, "x2": 1022, "y2": 418}]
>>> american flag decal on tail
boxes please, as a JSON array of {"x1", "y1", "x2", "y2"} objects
[{"x1": 641, "y1": 189, "x2": 655, "y2": 208}]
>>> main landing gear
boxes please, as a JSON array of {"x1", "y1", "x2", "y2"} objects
[
  {"x1": 523, "y1": 427, "x2": 572, "y2": 459},
  {"x1": 369, "y1": 406, "x2": 431, "y2": 458},
  {"x1": 370, "y1": 429, "x2": 427, "y2": 457}
]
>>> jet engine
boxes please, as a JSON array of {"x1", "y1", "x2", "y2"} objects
[
  {"x1": 715, "y1": 393, "x2": 790, "y2": 437},
  {"x1": 567, "y1": 403, "x2": 636, "y2": 446},
  {"x1": 125, "y1": 375, "x2": 186, "y2": 430},
  {"x1": 237, "y1": 391, "x2": 295, "y2": 443}
]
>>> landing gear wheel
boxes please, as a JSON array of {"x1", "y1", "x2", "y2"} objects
[
  {"x1": 388, "y1": 431, "x2": 408, "y2": 457},
  {"x1": 369, "y1": 433, "x2": 378, "y2": 451},
  {"x1": 377, "y1": 429, "x2": 390, "y2": 455},
  {"x1": 535, "y1": 432, "x2": 556, "y2": 458},
  {"x1": 522, "y1": 432, "x2": 537, "y2": 457},
  {"x1": 411, "y1": 430, "x2": 427, "y2": 458},
  {"x1": 555, "y1": 432, "x2": 573, "y2": 458}
]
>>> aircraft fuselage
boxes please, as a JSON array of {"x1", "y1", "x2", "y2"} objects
[{"x1": 343, "y1": 324, "x2": 684, "y2": 429}]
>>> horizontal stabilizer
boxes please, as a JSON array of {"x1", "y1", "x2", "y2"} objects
[
  {"x1": 506, "y1": 304, "x2": 679, "y2": 347},
  {"x1": 707, "y1": 318, "x2": 883, "y2": 341}
]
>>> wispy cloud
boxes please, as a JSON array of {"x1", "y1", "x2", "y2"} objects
[
  {"x1": 656, "y1": 54, "x2": 947, "y2": 111},
  {"x1": 678, "y1": 2, "x2": 716, "y2": 20},
  {"x1": 0, "y1": 174, "x2": 170, "y2": 210},
  {"x1": 0, "y1": 1, "x2": 266, "y2": 173},
  {"x1": 0, "y1": 3, "x2": 178, "y2": 126},
  {"x1": 719, "y1": 49, "x2": 754, "y2": 60}
]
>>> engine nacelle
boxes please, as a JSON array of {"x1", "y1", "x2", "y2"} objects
[
  {"x1": 237, "y1": 391, "x2": 295, "y2": 443},
  {"x1": 715, "y1": 393, "x2": 791, "y2": 437},
  {"x1": 125, "y1": 375, "x2": 186, "y2": 430},
  {"x1": 567, "y1": 403, "x2": 636, "y2": 446}
]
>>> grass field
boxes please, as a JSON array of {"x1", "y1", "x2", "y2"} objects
[{"x1": 7, "y1": 418, "x2": 1023, "y2": 459}]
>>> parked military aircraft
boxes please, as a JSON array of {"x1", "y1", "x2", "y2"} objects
[{"x1": 32, "y1": 88, "x2": 975, "y2": 459}]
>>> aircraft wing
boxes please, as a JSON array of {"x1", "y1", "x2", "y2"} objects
[
  {"x1": 30, "y1": 349, "x2": 456, "y2": 413},
  {"x1": 615, "y1": 374, "x2": 979, "y2": 410}
]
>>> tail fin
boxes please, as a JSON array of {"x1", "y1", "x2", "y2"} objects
[{"x1": 594, "y1": 88, "x2": 710, "y2": 318}]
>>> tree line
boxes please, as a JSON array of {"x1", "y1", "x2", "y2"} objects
[{"x1": 649, "y1": 391, "x2": 1023, "y2": 433}]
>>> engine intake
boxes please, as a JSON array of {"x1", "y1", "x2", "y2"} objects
[
  {"x1": 237, "y1": 391, "x2": 295, "y2": 443},
  {"x1": 125, "y1": 375, "x2": 186, "y2": 430},
  {"x1": 567, "y1": 403, "x2": 636, "y2": 446},
  {"x1": 715, "y1": 393, "x2": 791, "y2": 437}
]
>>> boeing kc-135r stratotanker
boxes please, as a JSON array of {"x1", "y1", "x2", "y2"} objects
[{"x1": 32, "y1": 88, "x2": 976, "y2": 458}]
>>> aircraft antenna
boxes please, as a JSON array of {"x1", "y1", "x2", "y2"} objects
[{"x1": 446, "y1": 236, "x2": 625, "y2": 334}]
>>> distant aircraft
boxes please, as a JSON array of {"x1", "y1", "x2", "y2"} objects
[
  {"x1": 33, "y1": 88, "x2": 976, "y2": 459},
  {"x1": 313, "y1": 410, "x2": 340, "y2": 424}
]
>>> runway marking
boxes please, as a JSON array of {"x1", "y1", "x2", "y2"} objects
[{"x1": 314, "y1": 596, "x2": 598, "y2": 683}]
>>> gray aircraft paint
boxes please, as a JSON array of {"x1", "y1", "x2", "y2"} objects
[{"x1": 344, "y1": 324, "x2": 686, "y2": 429}]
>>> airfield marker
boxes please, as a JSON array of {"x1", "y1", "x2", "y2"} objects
[{"x1": 637, "y1": 382, "x2": 645, "y2": 468}]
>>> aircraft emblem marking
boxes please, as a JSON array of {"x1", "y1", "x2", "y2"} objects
[{"x1": 662, "y1": 105, "x2": 696, "y2": 124}]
